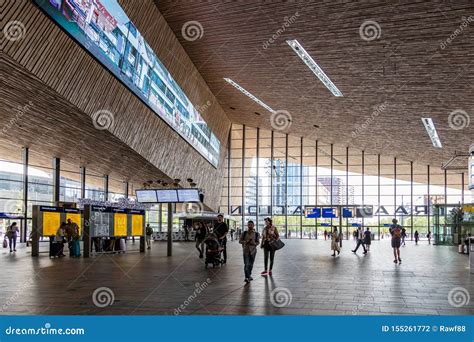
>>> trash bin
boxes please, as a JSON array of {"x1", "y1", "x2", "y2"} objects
[{"x1": 470, "y1": 237, "x2": 474, "y2": 274}]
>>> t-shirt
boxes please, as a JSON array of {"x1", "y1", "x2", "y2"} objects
[
  {"x1": 214, "y1": 222, "x2": 228, "y2": 239},
  {"x1": 196, "y1": 226, "x2": 207, "y2": 240},
  {"x1": 390, "y1": 224, "x2": 402, "y2": 239}
]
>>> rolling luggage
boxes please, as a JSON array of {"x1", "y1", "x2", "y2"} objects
[
  {"x1": 119, "y1": 238, "x2": 126, "y2": 253},
  {"x1": 50, "y1": 240, "x2": 64, "y2": 258},
  {"x1": 71, "y1": 240, "x2": 81, "y2": 257}
]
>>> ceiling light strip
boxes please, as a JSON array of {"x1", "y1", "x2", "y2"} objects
[
  {"x1": 223, "y1": 78, "x2": 275, "y2": 113},
  {"x1": 286, "y1": 39, "x2": 343, "y2": 97},
  {"x1": 421, "y1": 118, "x2": 442, "y2": 148}
]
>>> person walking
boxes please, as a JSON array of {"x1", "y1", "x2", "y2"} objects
[
  {"x1": 6, "y1": 222, "x2": 19, "y2": 253},
  {"x1": 401, "y1": 227, "x2": 407, "y2": 246},
  {"x1": 414, "y1": 230, "x2": 419, "y2": 245},
  {"x1": 261, "y1": 217, "x2": 279, "y2": 276},
  {"x1": 239, "y1": 220, "x2": 260, "y2": 283},
  {"x1": 324, "y1": 230, "x2": 328, "y2": 240},
  {"x1": 145, "y1": 224, "x2": 153, "y2": 249},
  {"x1": 427, "y1": 230, "x2": 431, "y2": 245},
  {"x1": 331, "y1": 226, "x2": 340, "y2": 257},
  {"x1": 214, "y1": 214, "x2": 229, "y2": 264},
  {"x1": 194, "y1": 222, "x2": 208, "y2": 258},
  {"x1": 364, "y1": 227, "x2": 372, "y2": 252},
  {"x1": 390, "y1": 218, "x2": 402, "y2": 264},
  {"x1": 352, "y1": 227, "x2": 367, "y2": 254}
]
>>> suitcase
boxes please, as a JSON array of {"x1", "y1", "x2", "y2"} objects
[
  {"x1": 50, "y1": 240, "x2": 63, "y2": 258},
  {"x1": 119, "y1": 238, "x2": 126, "y2": 253},
  {"x1": 71, "y1": 240, "x2": 81, "y2": 257}
]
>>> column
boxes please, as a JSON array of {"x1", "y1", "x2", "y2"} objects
[
  {"x1": 52, "y1": 157, "x2": 60, "y2": 204},
  {"x1": 21, "y1": 147, "x2": 28, "y2": 243},
  {"x1": 167, "y1": 203, "x2": 173, "y2": 256},
  {"x1": 80, "y1": 166, "x2": 86, "y2": 199}
]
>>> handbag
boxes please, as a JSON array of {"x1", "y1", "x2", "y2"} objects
[
  {"x1": 3, "y1": 237, "x2": 7, "y2": 249},
  {"x1": 269, "y1": 238, "x2": 285, "y2": 251}
]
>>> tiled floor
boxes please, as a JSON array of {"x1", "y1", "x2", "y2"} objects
[{"x1": 0, "y1": 238, "x2": 472, "y2": 315}]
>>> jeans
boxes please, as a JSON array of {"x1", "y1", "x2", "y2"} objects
[
  {"x1": 8, "y1": 235, "x2": 17, "y2": 251},
  {"x1": 353, "y1": 239, "x2": 366, "y2": 253},
  {"x1": 146, "y1": 235, "x2": 151, "y2": 248},
  {"x1": 263, "y1": 245, "x2": 275, "y2": 270},
  {"x1": 220, "y1": 238, "x2": 227, "y2": 262},
  {"x1": 243, "y1": 250, "x2": 256, "y2": 279},
  {"x1": 195, "y1": 239, "x2": 205, "y2": 255}
]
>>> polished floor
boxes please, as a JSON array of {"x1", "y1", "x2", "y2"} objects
[{"x1": 0, "y1": 238, "x2": 472, "y2": 315}]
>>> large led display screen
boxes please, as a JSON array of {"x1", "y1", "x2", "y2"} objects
[{"x1": 36, "y1": 0, "x2": 220, "y2": 167}]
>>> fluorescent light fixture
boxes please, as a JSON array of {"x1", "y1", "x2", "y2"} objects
[
  {"x1": 286, "y1": 39, "x2": 343, "y2": 97},
  {"x1": 421, "y1": 118, "x2": 442, "y2": 148},
  {"x1": 223, "y1": 78, "x2": 275, "y2": 113}
]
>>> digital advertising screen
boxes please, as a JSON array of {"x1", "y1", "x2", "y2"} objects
[
  {"x1": 177, "y1": 189, "x2": 200, "y2": 202},
  {"x1": 34, "y1": 0, "x2": 220, "y2": 167},
  {"x1": 156, "y1": 189, "x2": 179, "y2": 203},
  {"x1": 136, "y1": 190, "x2": 158, "y2": 203}
]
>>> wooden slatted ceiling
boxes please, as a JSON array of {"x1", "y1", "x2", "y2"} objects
[
  {"x1": 155, "y1": 0, "x2": 474, "y2": 169},
  {"x1": 2, "y1": 0, "x2": 233, "y2": 209},
  {"x1": 0, "y1": 53, "x2": 172, "y2": 190}
]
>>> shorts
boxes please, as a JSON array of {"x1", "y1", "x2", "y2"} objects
[{"x1": 391, "y1": 237, "x2": 401, "y2": 248}]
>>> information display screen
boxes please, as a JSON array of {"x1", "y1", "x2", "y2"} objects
[
  {"x1": 136, "y1": 190, "x2": 158, "y2": 203},
  {"x1": 305, "y1": 208, "x2": 321, "y2": 218},
  {"x1": 34, "y1": 0, "x2": 220, "y2": 167},
  {"x1": 177, "y1": 189, "x2": 200, "y2": 202},
  {"x1": 157, "y1": 190, "x2": 179, "y2": 203},
  {"x1": 43, "y1": 211, "x2": 61, "y2": 236},
  {"x1": 322, "y1": 207, "x2": 337, "y2": 218},
  {"x1": 342, "y1": 207, "x2": 354, "y2": 218}
]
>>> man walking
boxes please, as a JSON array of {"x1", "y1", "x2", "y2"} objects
[
  {"x1": 239, "y1": 221, "x2": 259, "y2": 283},
  {"x1": 214, "y1": 214, "x2": 229, "y2": 264},
  {"x1": 390, "y1": 218, "x2": 402, "y2": 264},
  {"x1": 351, "y1": 227, "x2": 367, "y2": 254}
]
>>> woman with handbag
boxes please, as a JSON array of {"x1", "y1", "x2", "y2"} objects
[
  {"x1": 6, "y1": 222, "x2": 19, "y2": 253},
  {"x1": 260, "y1": 217, "x2": 280, "y2": 276},
  {"x1": 331, "y1": 226, "x2": 341, "y2": 257}
]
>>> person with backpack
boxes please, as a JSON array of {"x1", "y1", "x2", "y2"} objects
[
  {"x1": 194, "y1": 222, "x2": 208, "y2": 258},
  {"x1": 6, "y1": 222, "x2": 19, "y2": 253},
  {"x1": 260, "y1": 217, "x2": 280, "y2": 276},
  {"x1": 239, "y1": 220, "x2": 260, "y2": 283},
  {"x1": 145, "y1": 224, "x2": 153, "y2": 250},
  {"x1": 427, "y1": 231, "x2": 431, "y2": 245},
  {"x1": 390, "y1": 218, "x2": 402, "y2": 264},
  {"x1": 414, "y1": 230, "x2": 419, "y2": 245},
  {"x1": 331, "y1": 226, "x2": 340, "y2": 257}
]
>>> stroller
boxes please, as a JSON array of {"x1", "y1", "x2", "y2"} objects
[{"x1": 203, "y1": 233, "x2": 223, "y2": 268}]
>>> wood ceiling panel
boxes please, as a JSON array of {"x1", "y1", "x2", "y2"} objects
[{"x1": 155, "y1": 0, "x2": 474, "y2": 168}]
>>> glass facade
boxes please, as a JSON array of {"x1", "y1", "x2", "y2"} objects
[{"x1": 220, "y1": 124, "x2": 474, "y2": 240}]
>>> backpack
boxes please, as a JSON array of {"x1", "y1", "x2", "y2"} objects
[
  {"x1": 146, "y1": 226, "x2": 153, "y2": 236},
  {"x1": 392, "y1": 226, "x2": 401, "y2": 238},
  {"x1": 242, "y1": 230, "x2": 259, "y2": 242}
]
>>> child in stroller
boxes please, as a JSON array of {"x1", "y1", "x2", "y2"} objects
[{"x1": 203, "y1": 233, "x2": 223, "y2": 268}]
